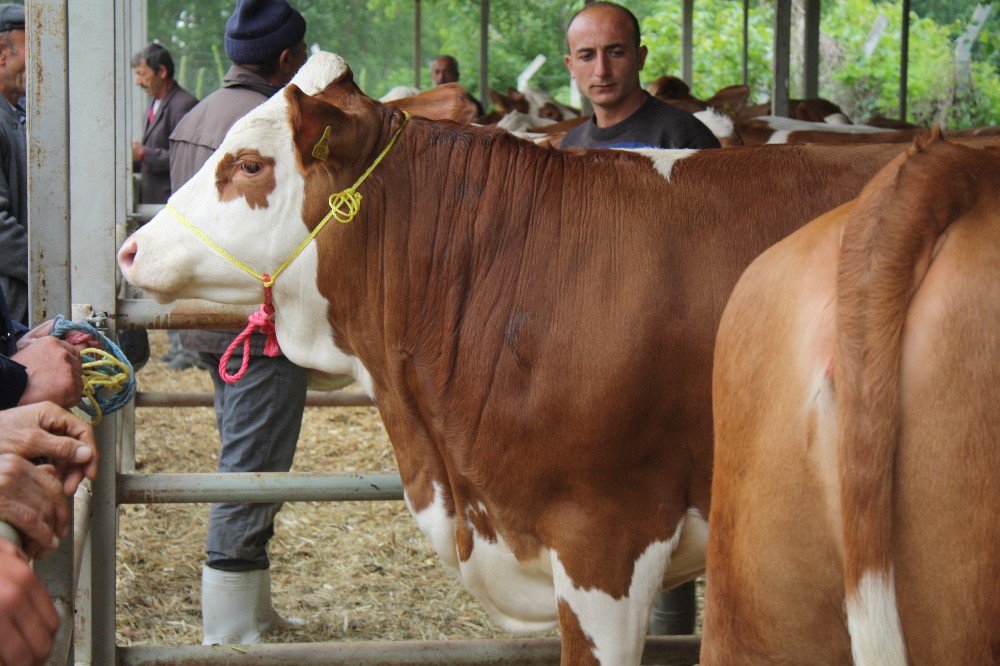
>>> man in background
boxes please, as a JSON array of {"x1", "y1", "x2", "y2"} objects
[
  {"x1": 169, "y1": 0, "x2": 309, "y2": 646},
  {"x1": 430, "y1": 54, "x2": 484, "y2": 116},
  {"x1": 562, "y1": 1, "x2": 717, "y2": 636},
  {"x1": 561, "y1": 1, "x2": 718, "y2": 151},
  {"x1": 0, "y1": 4, "x2": 27, "y2": 326},
  {"x1": 131, "y1": 42, "x2": 197, "y2": 205},
  {"x1": 131, "y1": 41, "x2": 198, "y2": 370}
]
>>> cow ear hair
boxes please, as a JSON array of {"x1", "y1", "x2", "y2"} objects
[{"x1": 285, "y1": 83, "x2": 352, "y2": 169}]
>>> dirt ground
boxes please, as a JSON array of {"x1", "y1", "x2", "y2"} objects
[{"x1": 116, "y1": 331, "x2": 702, "y2": 647}]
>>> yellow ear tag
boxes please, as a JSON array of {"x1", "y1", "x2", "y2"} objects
[{"x1": 311, "y1": 125, "x2": 332, "y2": 160}]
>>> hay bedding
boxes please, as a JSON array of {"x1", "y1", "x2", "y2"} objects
[
  {"x1": 117, "y1": 331, "x2": 510, "y2": 646},
  {"x1": 117, "y1": 332, "x2": 703, "y2": 647}
]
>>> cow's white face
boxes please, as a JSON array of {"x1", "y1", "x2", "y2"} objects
[{"x1": 118, "y1": 53, "x2": 351, "y2": 305}]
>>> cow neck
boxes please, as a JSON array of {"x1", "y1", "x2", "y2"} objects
[{"x1": 164, "y1": 111, "x2": 410, "y2": 383}]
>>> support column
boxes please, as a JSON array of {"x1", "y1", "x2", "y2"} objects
[
  {"x1": 413, "y1": 0, "x2": 421, "y2": 88},
  {"x1": 681, "y1": 0, "x2": 693, "y2": 85},
  {"x1": 479, "y1": 0, "x2": 488, "y2": 110},
  {"x1": 772, "y1": 0, "x2": 792, "y2": 117},
  {"x1": 804, "y1": 0, "x2": 820, "y2": 99},
  {"x1": 899, "y1": 0, "x2": 910, "y2": 120}
]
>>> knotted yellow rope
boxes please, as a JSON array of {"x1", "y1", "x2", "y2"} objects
[{"x1": 76, "y1": 348, "x2": 131, "y2": 425}]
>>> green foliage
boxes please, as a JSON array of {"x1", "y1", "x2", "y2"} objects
[{"x1": 146, "y1": 0, "x2": 999, "y2": 128}]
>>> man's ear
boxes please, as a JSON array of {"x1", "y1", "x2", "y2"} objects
[
  {"x1": 157, "y1": 65, "x2": 168, "y2": 80},
  {"x1": 285, "y1": 83, "x2": 353, "y2": 170},
  {"x1": 637, "y1": 45, "x2": 648, "y2": 70}
]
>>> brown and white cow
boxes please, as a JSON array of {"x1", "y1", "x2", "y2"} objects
[
  {"x1": 738, "y1": 115, "x2": 1000, "y2": 146},
  {"x1": 117, "y1": 53, "x2": 940, "y2": 664},
  {"x1": 703, "y1": 133, "x2": 1000, "y2": 664}
]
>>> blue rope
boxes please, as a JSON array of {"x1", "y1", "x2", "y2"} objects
[{"x1": 50, "y1": 315, "x2": 135, "y2": 422}]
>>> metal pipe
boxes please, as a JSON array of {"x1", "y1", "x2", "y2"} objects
[
  {"x1": 899, "y1": 0, "x2": 910, "y2": 120},
  {"x1": 118, "y1": 472, "x2": 405, "y2": 504},
  {"x1": 136, "y1": 390, "x2": 373, "y2": 408},
  {"x1": 681, "y1": 0, "x2": 693, "y2": 86},
  {"x1": 72, "y1": 481, "x2": 92, "y2": 588},
  {"x1": 117, "y1": 298, "x2": 255, "y2": 330},
  {"x1": 803, "y1": 0, "x2": 820, "y2": 99},
  {"x1": 742, "y1": 0, "x2": 749, "y2": 86},
  {"x1": 771, "y1": 0, "x2": 792, "y2": 117},
  {"x1": 413, "y1": 0, "x2": 421, "y2": 89},
  {"x1": 479, "y1": 0, "x2": 489, "y2": 112},
  {"x1": 118, "y1": 635, "x2": 702, "y2": 665}
]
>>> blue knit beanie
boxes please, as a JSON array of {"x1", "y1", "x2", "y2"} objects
[{"x1": 225, "y1": 0, "x2": 306, "y2": 65}]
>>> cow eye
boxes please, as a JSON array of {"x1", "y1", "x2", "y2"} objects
[{"x1": 240, "y1": 161, "x2": 261, "y2": 175}]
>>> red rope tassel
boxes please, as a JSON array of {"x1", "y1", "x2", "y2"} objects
[{"x1": 219, "y1": 280, "x2": 282, "y2": 383}]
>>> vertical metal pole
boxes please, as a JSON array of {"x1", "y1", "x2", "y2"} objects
[
  {"x1": 804, "y1": 0, "x2": 821, "y2": 99},
  {"x1": 479, "y1": 0, "x2": 488, "y2": 108},
  {"x1": 27, "y1": 0, "x2": 71, "y2": 324},
  {"x1": 899, "y1": 0, "x2": 910, "y2": 120},
  {"x1": 412, "y1": 0, "x2": 421, "y2": 89},
  {"x1": 772, "y1": 0, "x2": 792, "y2": 117},
  {"x1": 681, "y1": 0, "x2": 693, "y2": 86},
  {"x1": 26, "y1": 1, "x2": 74, "y2": 662},
  {"x1": 742, "y1": 0, "x2": 749, "y2": 86}
]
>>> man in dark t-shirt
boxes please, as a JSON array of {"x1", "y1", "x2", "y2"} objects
[
  {"x1": 561, "y1": 1, "x2": 718, "y2": 151},
  {"x1": 560, "y1": 0, "x2": 708, "y2": 637}
]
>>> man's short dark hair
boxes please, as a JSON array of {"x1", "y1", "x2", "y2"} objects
[
  {"x1": 566, "y1": 1, "x2": 641, "y2": 51},
  {"x1": 131, "y1": 42, "x2": 175, "y2": 79}
]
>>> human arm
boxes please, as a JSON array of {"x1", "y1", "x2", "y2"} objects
[
  {"x1": 0, "y1": 403, "x2": 98, "y2": 558},
  {"x1": 0, "y1": 538, "x2": 59, "y2": 666}
]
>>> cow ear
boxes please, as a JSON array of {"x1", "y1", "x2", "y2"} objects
[{"x1": 286, "y1": 83, "x2": 352, "y2": 170}]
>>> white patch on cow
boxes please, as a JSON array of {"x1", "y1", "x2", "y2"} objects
[
  {"x1": 662, "y1": 508, "x2": 708, "y2": 588},
  {"x1": 405, "y1": 482, "x2": 557, "y2": 633},
  {"x1": 289, "y1": 52, "x2": 349, "y2": 94},
  {"x1": 552, "y1": 527, "x2": 682, "y2": 665},
  {"x1": 404, "y1": 480, "x2": 459, "y2": 570},
  {"x1": 521, "y1": 87, "x2": 580, "y2": 119},
  {"x1": 845, "y1": 570, "x2": 907, "y2": 666},
  {"x1": 497, "y1": 110, "x2": 558, "y2": 133},
  {"x1": 824, "y1": 113, "x2": 851, "y2": 125},
  {"x1": 762, "y1": 115, "x2": 890, "y2": 144},
  {"x1": 459, "y1": 528, "x2": 558, "y2": 634},
  {"x1": 380, "y1": 85, "x2": 420, "y2": 102},
  {"x1": 694, "y1": 108, "x2": 734, "y2": 142},
  {"x1": 627, "y1": 148, "x2": 698, "y2": 183}
]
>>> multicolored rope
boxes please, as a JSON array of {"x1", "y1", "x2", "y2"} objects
[{"x1": 51, "y1": 316, "x2": 135, "y2": 425}]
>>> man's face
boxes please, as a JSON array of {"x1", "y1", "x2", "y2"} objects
[
  {"x1": 431, "y1": 58, "x2": 458, "y2": 86},
  {"x1": 133, "y1": 60, "x2": 168, "y2": 98},
  {"x1": 0, "y1": 29, "x2": 25, "y2": 101},
  {"x1": 564, "y1": 6, "x2": 647, "y2": 111}
]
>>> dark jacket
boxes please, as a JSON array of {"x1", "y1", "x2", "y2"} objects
[
  {"x1": 169, "y1": 66, "x2": 280, "y2": 355},
  {"x1": 0, "y1": 285, "x2": 27, "y2": 409},
  {"x1": 136, "y1": 83, "x2": 198, "y2": 204},
  {"x1": 0, "y1": 95, "x2": 27, "y2": 324}
]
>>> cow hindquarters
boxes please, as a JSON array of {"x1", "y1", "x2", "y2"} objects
[{"x1": 703, "y1": 212, "x2": 854, "y2": 663}]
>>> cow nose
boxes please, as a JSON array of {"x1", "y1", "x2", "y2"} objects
[{"x1": 117, "y1": 239, "x2": 137, "y2": 271}]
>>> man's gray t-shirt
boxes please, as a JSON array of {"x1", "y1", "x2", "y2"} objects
[{"x1": 561, "y1": 92, "x2": 720, "y2": 150}]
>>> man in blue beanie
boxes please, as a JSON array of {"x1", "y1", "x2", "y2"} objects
[{"x1": 169, "y1": 0, "x2": 308, "y2": 646}]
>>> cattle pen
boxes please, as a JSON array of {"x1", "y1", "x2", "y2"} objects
[
  {"x1": 19, "y1": 1, "x2": 704, "y2": 663},
  {"x1": 19, "y1": 0, "x2": 939, "y2": 663}
]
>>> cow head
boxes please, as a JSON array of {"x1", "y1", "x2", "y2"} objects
[{"x1": 117, "y1": 52, "x2": 465, "y2": 376}]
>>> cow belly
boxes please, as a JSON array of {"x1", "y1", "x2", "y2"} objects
[{"x1": 405, "y1": 481, "x2": 558, "y2": 632}]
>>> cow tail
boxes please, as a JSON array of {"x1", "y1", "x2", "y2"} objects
[{"x1": 834, "y1": 127, "x2": 973, "y2": 666}]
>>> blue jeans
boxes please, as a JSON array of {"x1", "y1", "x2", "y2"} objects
[{"x1": 200, "y1": 351, "x2": 308, "y2": 572}]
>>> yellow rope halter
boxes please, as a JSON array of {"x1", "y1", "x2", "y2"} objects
[{"x1": 165, "y1": 111, "x2": 409, "y2": 289}]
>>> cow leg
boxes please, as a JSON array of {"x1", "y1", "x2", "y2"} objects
[{"x1": 550, "y1": 540, "x2": 672, "y2": 665}]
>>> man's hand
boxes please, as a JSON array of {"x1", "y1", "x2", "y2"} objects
[
  {"x1": 0, "y1": 539, "x2": 59, "y2": 665},
  {"x1": 0, "y1": 453, "x2": 66, "y2": 559},
  {"x1": 13, "y1": 337, "x2": 83, "y2": 409},
  {"x1": 0, "y1": 403, "x2": 98, "y2": 496},
  {"x1": 131, "y1": 139, "x2": 144, "y2": 163}
]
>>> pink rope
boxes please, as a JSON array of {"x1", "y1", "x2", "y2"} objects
[
  {"x1": 63, "y1": 331, "x2": 98, "y2": 348},
  {"x1": 218, "y1": 281, "x2": 282, "y2": 383}
]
